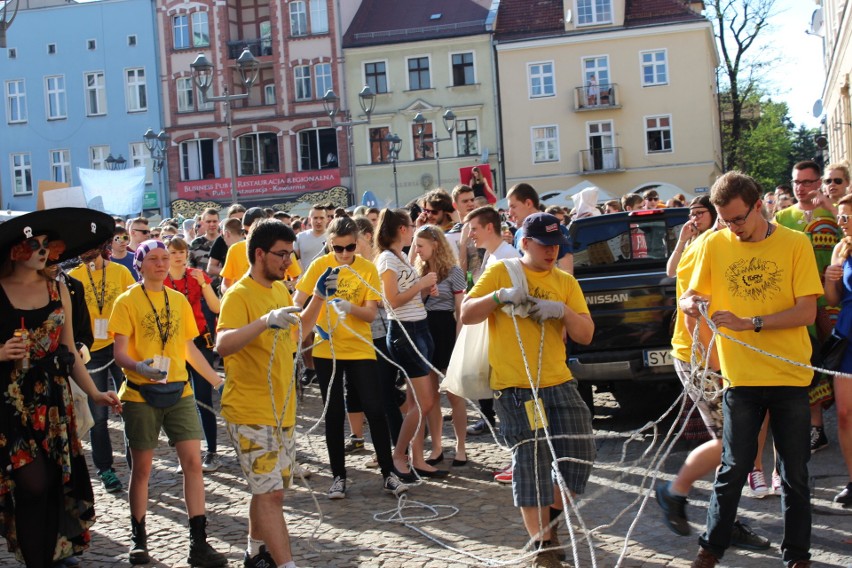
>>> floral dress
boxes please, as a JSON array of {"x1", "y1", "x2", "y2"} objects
[{"x1": 0, "y1": 279, "x2": 95, "y2": 562}]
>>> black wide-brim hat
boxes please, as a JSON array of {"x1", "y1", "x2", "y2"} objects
[{"x1": 0, "y1": 207, "x2": 115, "y2": 264}]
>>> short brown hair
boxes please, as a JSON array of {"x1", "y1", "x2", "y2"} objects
[
  {"x1": 464, "y1": 206, "x2": 500, "y2": 234},
  {"x1": 130, "y1": 216, "x2": 148, "y2": 227},
  {"x1": 621, "y1": 193, "x2": 643, "y2": 210},
  {"x1": 424, "y1": 189, "x2": 454, "y2": 212},
  {"x1": 793, "y1": 160, "x2": 821, "y2": 178},
  {"x1": 604, "y1": 199, "x2": 623, "y2": 212},
  {"x1": 507, "y1": 183, "x2": 539, "y2": 208},
  {"x1": 451, "y1": 184, "x2": 474, "y2": 203},
  {"x1": 710, "y1": 171, "x2": 762, "y2": 209},
  {"x1": 226, "y1": 204, "x2": 246, "y2": 218},
  {"x1": 203, "y1": 208, "x2": 219, "y2": 218},
  {"x1": 223, "y1": 218, "x2": 243, "y2": 235}
]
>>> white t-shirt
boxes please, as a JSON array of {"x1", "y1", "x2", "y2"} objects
[
  {"x1": 483, "y1": 241, "x2": 521, "y2": 269},
  {"x1": 295, "y1": 231, "x2": 327, "y2": 266},
  {"x1": 376, "y1": 250, "x2": 427, "y2": 322}
]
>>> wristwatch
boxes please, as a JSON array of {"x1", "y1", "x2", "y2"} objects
[{"x1": 752, "y1": 316, "x2": 763, "y2": 333}]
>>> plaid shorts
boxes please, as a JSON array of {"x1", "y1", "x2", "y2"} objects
[
  {"x1": 494, "y1": 381, "x2": 595, "y2": 507},
  {"x1": 225, "y1": 422, "x2": 296, "y2": 495},
  {"x1": 674, "y1": 358, "x2": 723, "y2": 439}
]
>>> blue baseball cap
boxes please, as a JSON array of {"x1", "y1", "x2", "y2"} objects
[{"x1": 522, "y1": 213, "x2": 568, "y2": 246}]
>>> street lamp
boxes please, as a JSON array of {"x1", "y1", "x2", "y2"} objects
[
  {"x1": 322, "y1": 86, "x2": 376, "y2": 203},
  {"x1": 385, "y1": 133, "x2": 402, "y2": 206},
  {"x1": 144, "y1": 128, "x2": 170, "y2": 215},
  {"x1": 105, "y1": 154, "x2": 127, "y2": 171},
  {"x1": 191, "y1": 47, "x2": 260, "y2": 204},
  {"x1": 413, "y1": 109, "x2": 456, "y2": 188}
]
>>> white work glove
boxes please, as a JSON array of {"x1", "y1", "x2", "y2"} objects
[
  {"x1": 314, "y1": 267, "x2": 339, "y2": 299},
  {"x1": 136, "y1": 359, "x2": 167, "y2": 381},
  {"x1": 528, "y1": 298, "x2": 565, "y2": 322},
  {"x1": 265, "y1": 306, "x2": 302, "y2": 329},
  {"x1": 330, "y1": 299, "x2": 352, "y2": 316},
  {"x1": 496, "y1": 287, "x2": 528, "y2": 306}
]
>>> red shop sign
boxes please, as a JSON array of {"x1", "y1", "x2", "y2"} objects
[{"x1": 176, "y1": 170, "x2": 341, "y2": 200}]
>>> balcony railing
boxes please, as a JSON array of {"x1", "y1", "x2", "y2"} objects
[
  {"x1": 227, "y1": 38, "x2": 272, "y2": 59},
  {"x1": 574, "y1": 83, "x2": 620, "y2": 111},
  {"x1": 580, "y1": 146, "x2": 622, "y2": 173}
]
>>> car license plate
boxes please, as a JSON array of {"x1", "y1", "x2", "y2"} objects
[{"x1": 644, "y1": 349, "x2": 673, "y2": 367}]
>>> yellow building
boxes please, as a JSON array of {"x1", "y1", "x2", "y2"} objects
[
  {"x1": 494, "y1": 0, "x2": 722, "y2": 201},
  {"x1": 818, "y1": 0, "x2": 852, "y2": 163}
]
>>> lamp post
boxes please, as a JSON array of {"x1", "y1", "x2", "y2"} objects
[
  {"x1": 413, "y1": 109, "x2": 456, "y2": 189},
  {"x1": 322, "y1": 86, "x2": 376, "y2": 203},
  {"x1": 191, "y1": 48, "x2": 260, "y2": 204},
  {"x1": 144, "y1": 128, "x2": 170, "y2": 215},
  {"x1": 385, "y1": 133, "x2": 402, "y2": 206},
  {"x1": 105, "y1": 154, "x2": 127, "y2": 171}
]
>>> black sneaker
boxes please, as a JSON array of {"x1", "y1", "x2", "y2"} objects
[
  {"x1": 655, "y1": 481, "x2": 690, "y2": 536},
  {"x1": 243, "y1": 545, "x2": 275, "y2": 568},
  {"x1": 730, "y1": 520, "x2": 771, "y2": 550},
  {"x1": 343, "y1": 435, "x2": 365, "y2": 453},
  {"x1": 810, "y1": 425, "x2": 829, "y2": 453},
  {"x1": 383, "y1": 473, "x2": 408, "y2": 497},
  {"x1": 300, "y1": 368, "x2": 316, "y2": 387},
  {"x1": 834, "y1": 482, "x2": 852, "y2": 507},
  {"x1": 98, "y1": 468, "x2": 123, "y2": 493},
  {"x1": 466, "y1": 420, "x2": 488, "y2": 436}
]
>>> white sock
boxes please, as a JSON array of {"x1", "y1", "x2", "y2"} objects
[
  {"x1": 280, "y1": 562, "x2": 297, "y2": 568},
  {"x1": 247, "y1": 536, "x2": 264, "y2": 556}
]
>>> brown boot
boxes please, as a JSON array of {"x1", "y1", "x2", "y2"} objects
[{"x1": 691, "y1": 547, "x2": 719, "y2": 568}]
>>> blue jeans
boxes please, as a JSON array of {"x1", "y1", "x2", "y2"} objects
[
  {"x1": 188, "y1": 338, "x2": 218, "y2": 454},
  {"x1": 699, "y1": 386, "x2": 811, "y2": 564},
  {"x1": 86, "y1": 345, "x2": 127, "y2": 472}
]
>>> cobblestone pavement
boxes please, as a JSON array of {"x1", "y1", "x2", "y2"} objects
[{"x1": 2, "y1": 385, "x2": 850, "y2": 567}]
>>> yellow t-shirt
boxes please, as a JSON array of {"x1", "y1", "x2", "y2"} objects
[
  {"x1": 221, "y1": 240, "x2": 301, "y2": 284},
  {"x1": 295, "y1": 253, "x2": 381, "y2": 360},
  {"x1": 689, "y1": 226, "x2": 823, "y2": 387},
  {"x1": 671, "y1": 231, "x2": 713, "y2": 362},
  {"x1": 69, "y1": 261, "x2": 136, "y2": 352},
  {"x1": 109, "y1": 284, "x2": 199, "y2": 403},
  {"x1": 217, "y1": 275, "x2": 297, "y2": 427},
  {"x1": 469, "y1": 261, "x2": 589, "y2": 390}
]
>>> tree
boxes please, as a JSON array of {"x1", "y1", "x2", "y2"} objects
[
  {"x1": 788, "y1": 125, "x2": 822, "y2": 172},
  {"x1": 737, "y1": 99, "x2": 793, "y2": 191}
]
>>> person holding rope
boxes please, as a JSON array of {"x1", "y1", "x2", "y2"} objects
[
  {"x1": 679, "y1": 171, "x2": 821, "y2": 568},
  {"x1": 461, "y1": 212, "x2": 595, "y2": 568},
  {"x1": 216, "y1": 219, "x2": 305, "y2": 568}
]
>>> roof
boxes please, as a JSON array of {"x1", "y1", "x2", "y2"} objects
[
  {"x1": 495, "y1": 0, "x2": 705, "y2": 42},
  {"x1": 343, "y1": 0, "x2": 493, "y2": 49}
]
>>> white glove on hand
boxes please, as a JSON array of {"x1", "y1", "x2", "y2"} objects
[
  {"x1": 528, "y1": 298, "x2": 565, "y2": 322},
  {"x1": 136, "y1": 359, "x2": 167, "y2": 380},
  {"x1": 330, "y1": 299, "x2": 352, "y2": 316},
  {"x1": 496, "y1": 287, "x2": 528, "y2": 306},
  {"x1": 265, "y1": 306, "x2": 302, "y2": 329}
]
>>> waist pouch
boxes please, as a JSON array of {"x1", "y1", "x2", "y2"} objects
[{"x1": 127, "y1": 380, "x2": 187, "y2": 409}]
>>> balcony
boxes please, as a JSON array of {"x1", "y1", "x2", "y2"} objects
[
  {"x1": 580, "y1": 147, "x2": 623, "y2": 173},
  {"x1": 227, "y1": 38, "x2": 272, "y2": 59},
  {"x1": 574, "y1": 83, "x2": 620, "y2": 111}
]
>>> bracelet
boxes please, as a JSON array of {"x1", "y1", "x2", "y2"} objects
[{"x1": 492, "y1": 292, "x2": 501, "y2": 304}]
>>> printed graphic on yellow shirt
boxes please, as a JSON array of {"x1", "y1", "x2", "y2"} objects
[{"x1": 725, "y1": 257, "x2": 783, "y2": 302}]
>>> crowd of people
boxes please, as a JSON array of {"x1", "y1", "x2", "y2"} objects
[{"x1": 0, "y1": 163, "x2": 849, "y2": 568}]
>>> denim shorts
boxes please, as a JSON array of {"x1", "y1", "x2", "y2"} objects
[
  {"x1": 495, "y1": 381, "x2": 596, "y2": 507},
  {"x1": 386, "y1": 318, "x2": 434, "y2": 379}
]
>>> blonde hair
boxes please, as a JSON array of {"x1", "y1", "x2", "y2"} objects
[
  {"x1": 825, "y1": 162, "x2": 850, "y2": 181},
  {"x1": 413, "y1": 225, "x2": 456, "y2": 282}
]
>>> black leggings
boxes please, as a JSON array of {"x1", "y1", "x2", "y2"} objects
[
  {"x1": 315, "y1": 357, "x2": 394, "y2": 479},
  {"x1": 13, "y1": 450, "x2": 61, "y2": 568}
]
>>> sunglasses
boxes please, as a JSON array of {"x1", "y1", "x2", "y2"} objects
[
  {"x1": 423, "y1": 208, "x2": 442, "y2": 215},
  {"x1": 332, "y1": 243, "x2": 357, "y2": 253},
  {"x1": 266, "y1": 249, "x2": 293, "y2": 259},
  {"x1": 777, "y1": 195, "x2": 792, "y2": 201},
  {"x1": 113, "y1": 235, "x2": 130, "y2": 242},
  {"x1": 646, "y1": 197, "x2": 659, "y2": 202},
  {"x1": 132, "y1": 228, "x2": 150, "y2": 235},
  {"x1": 825, "y1": 177, "x2": 846, "y2": 185}
]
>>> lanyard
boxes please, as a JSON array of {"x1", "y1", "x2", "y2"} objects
[
  {"x1": 86, "y1": 263, "x2": 107, "y2": 315},
  {"x1": 167, "y1": 271, "x2": 190, "y2": 297},
  {"x1": 140, "y1": 284, "x2": 171, "y2": 350}
]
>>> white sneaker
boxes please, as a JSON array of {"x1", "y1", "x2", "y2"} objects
[
  {"x1": 364, "y1": 454, "x2": 379, "y2": 468},
  {"x1": 328, "y1": 476, "x2": 347, "y2": 499},
  {"x1": 771, "y1": 471, "x2": 782, "y2": 494},
  {"x1": 747, "y1": 469, "x2": 769, "y2": 498},
  {"x1": 292, "y1": 463, "x2": 312, "y2": 479}
]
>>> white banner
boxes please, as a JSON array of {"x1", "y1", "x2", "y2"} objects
[{"x1": 78, "y1": 167, "x2": 146, "y2": 216}]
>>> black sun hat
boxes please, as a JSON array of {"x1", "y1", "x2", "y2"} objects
[{"x1": 0, "y1": 207, "x2": 116, "y2": 264}]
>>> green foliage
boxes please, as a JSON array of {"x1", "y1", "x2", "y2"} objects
[{"x1": 736, "y1": 100, "x2": 793, "y2": 191}]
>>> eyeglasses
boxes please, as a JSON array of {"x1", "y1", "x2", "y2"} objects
[
  {"x1": 825, "y1": 177, "x2": 846, "y2": 185},
  {"x1": 132, "y1": 228, "x2": 150, "y2": 235},
  {"x1": 332, "y1": 243, "x2": 357, "y2": 253},
  {"x1": 113, "y1": 235, "x2": 130, "y2": 242},
  {"x1": 792, "y1": 179, "x2": 820, "y2": 186},
  {"x1": 838, "y1": 214, "x2": 850, "y2": 224},
  {"x1": 266, "y1": 249, "x2": 294, "y2": 259},
  {"x1": 689, "y1": 209, "x2": 708, "y2": 218},
  {"x1": 719, "y1": 204, "x2": 754, "y2": 227},
  {"x1": 777, "y1": 195, "x2": 792, "y2": 201}
]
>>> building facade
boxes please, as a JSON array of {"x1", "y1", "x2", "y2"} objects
[
  {"x1": 0, "y1": 0, "x2": 164, "y2": 212},
  {"x1": 494, "y1": 0, "x2": 722, "y2": 200},
  {"x1": 817, "y1": 0, "x2": 852, "y2": 164}
]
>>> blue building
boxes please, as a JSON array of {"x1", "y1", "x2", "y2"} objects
[{"x1": 0, "y1": 0, "x2": 165, "y2": 213}]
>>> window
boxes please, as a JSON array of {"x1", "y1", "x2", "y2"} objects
[
  {"x1": 528, "y1": 62, "x2": 554, "y2": 98},
  {"x1": 90, "y1": 145, "x2": 109, "y2": 169},
  {"x1": 85, "y1": 72, "x2": 107, "y2": 116},
  {"x1": 264, "y1": 84, "x2": 276, "y2": 105},
  {"x1": 290, "y1": 1, "x2": 307, "y2": 36},
  {"x1": 294, "y1": 66, "x2": 311, "y2": 101},
  {"x1": 191, "y1": 12, "x2": 210, "y2": 47},
  {"x1": 238, "y1": 132, "x2": 279, "y2": 175},
  {"x1": 11, "y1": 153, "x2": 32, "y2": 195},
  {"x1": 298, "y1": 128, "x2": 337, "y2": 170},
  {"x1": 310, "y1": 0, "x2": 328, "y2": 33},
  {"x1": 197, "y1": 87, "x2": 213, "y2": 111},
  {"x1": 641, "y1": 50, "x2": 668, "y2": 86},
  {"x1": 577, "y1": 0, "x2": 613, "y2": 25},
  {"x1": 646, "y1": 115, "x2": 672, "y2": 153},
  {"x1": 582, "y1": 55, "x2": 610, "y2": 105},
  {"x1": 6, "y1": 80, "x2": 27, "y2": 123},
  {"x1": 125, "y1": 68, "x2": 147, "y2": 112},
  {"x1": 411, "y1": 122, "x2": 434, "y2": 160},
  {"x1": 365, "y1": 61, "x2": 388, "y2": 94},
  {"x1": 455, "y1": 118, "x2": 478, "y2": 157},
  {"x1": 180, "y1": 139, "x2": 217, "y2": 181},
  {"x1": 451, "y1": 52, "x2": 475, "y2": 86},
  {"x1": 260, "y1": 21, "x2": 272, "y2": 55},
  {"x1": 369, "y1": 126, "x2": 390, "y2": 164},
  {"x1": 130, "y1": 142, "x2": 153, "y2": 183},
  {"x1": 8, "y1": 48, "x2": 16, "y2": 59},
  {"x1": 315, "y1": 63, "x2": 332, "y2": 99},
  {"x1": 45, "y1": 75, "x2": 67, "y2": 120},
  {"x1": 47, "y1": 43, "x2": 56, "y2": 55},
  {"x1": 128, "y1": 35, "x2": 137, "y2": 46},
  {"x1": 87, "y1": 39, "x2": 97, "y2": 50},
  {"x1": 407, "y1": 56, "x2": 430, "y2": 90},
  {"x1": 177, "y1": 77, "x2": 194, "y2": 112},
  {"x1": 50, "y1": 149, "x2": 71, "y2": 183},
  {"x1": 173, "y1": 15, "x2": 189, "y2": 49},
  {"x1": 532, "y1": 125, "x2": 559, "y2": 163}
]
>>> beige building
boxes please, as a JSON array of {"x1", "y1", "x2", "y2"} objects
[
  {"x1": 817, "y1": 0, "x2": 852, "y2": 164},
  {"x1": 494, "y1": 0, "x2": 722, "y2": 201},
  {"x1": 342, "y1": 0, "x2": 500, "y2": 207}
]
